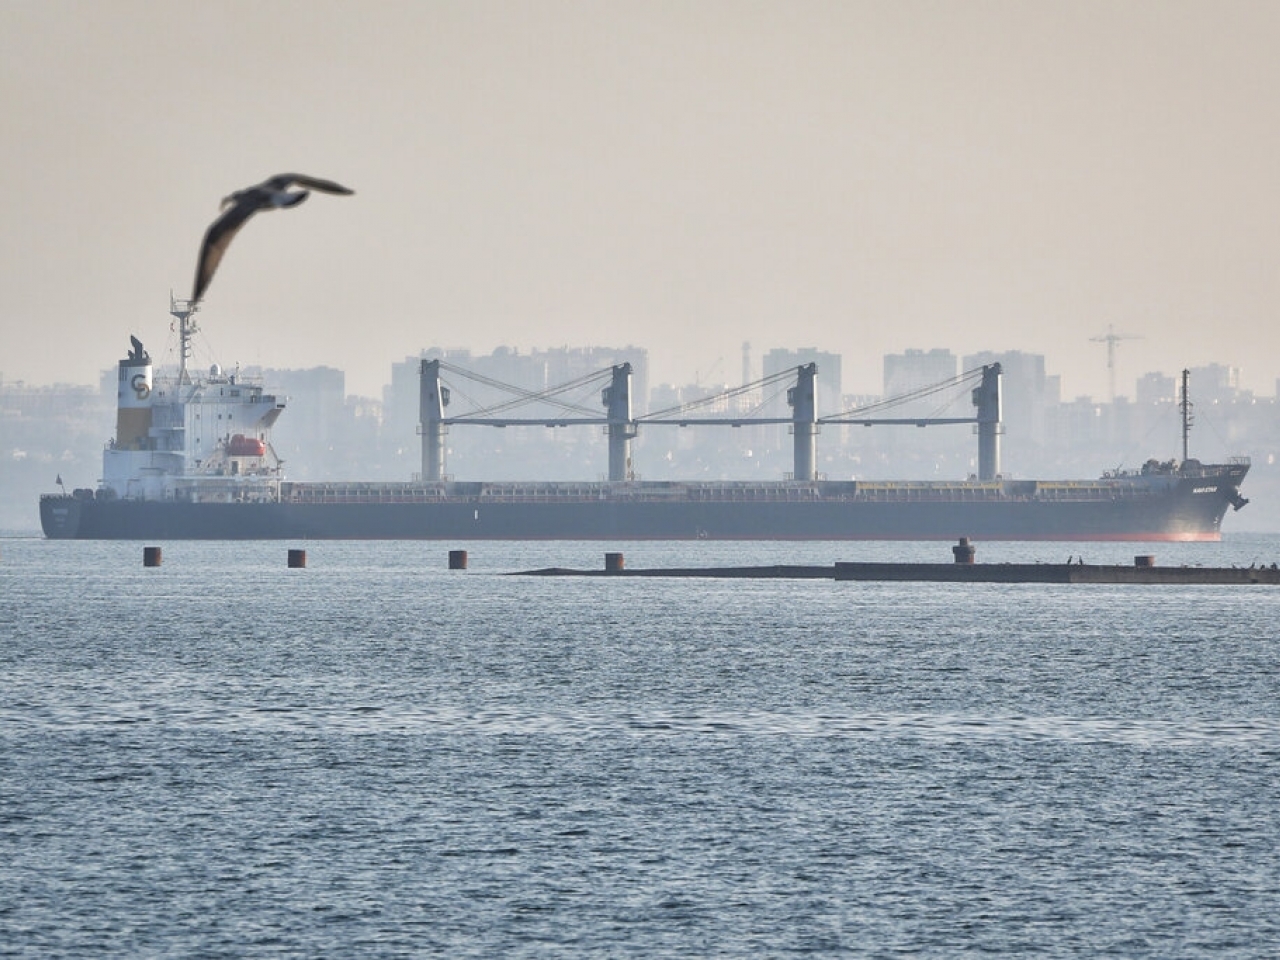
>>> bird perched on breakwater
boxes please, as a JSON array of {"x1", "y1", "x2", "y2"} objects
[{"x1": 191, "y1": 173, "x2": 355, "y2": 303}]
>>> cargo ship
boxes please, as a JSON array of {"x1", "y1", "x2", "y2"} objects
[{"x1": 40, "y1": 301, "x2": 1251, "y2": 541}]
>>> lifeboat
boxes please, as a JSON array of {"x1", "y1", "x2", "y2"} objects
[{"x1": 227, "y1": 434, "x2": 267, "y2": 457}]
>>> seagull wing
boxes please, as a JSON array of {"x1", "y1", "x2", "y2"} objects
[
  {"x1": 271, "y1": 173, "x2": 355, "y2": 196},
  {"x1": 192, "y1": 199, "x2": 263, "y2": 303}
]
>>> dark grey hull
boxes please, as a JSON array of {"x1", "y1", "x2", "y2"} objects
[{"x1": 40, "y1": 467, "x2": 1249, "y2": 541}]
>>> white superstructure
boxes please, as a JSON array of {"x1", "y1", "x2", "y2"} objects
[{"x1": 100, "y1": 297, "x2": 286, "y2": 502}]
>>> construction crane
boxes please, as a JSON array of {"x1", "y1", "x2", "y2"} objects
[{"x1": 1090, "y1": 325, "x2": 1143, "y2": 402}]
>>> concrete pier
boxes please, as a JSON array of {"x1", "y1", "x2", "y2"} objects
[
  {"x1": 514, "y1": 560, "x2": 1280, "y2": 585},
  {"x1": 832, "y1": 562, "x2": 1280, "y2": 584}
]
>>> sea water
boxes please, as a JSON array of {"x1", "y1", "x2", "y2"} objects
[{"x1": 2, "y1": 536, "x2": 1278, "y2": 957}]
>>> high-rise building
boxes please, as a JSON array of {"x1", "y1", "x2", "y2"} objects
[
  {"x1": 763, "y1": 348, "x2": 843, "y2": 416},
  {"x1": 1188, "y1": 363, "x2": 1245, "y2": 404},
  {"x1": 1136, "y1": 372, "x2": 1176, "y2": 406},
  {"x1": 883, "y1": 349, "x2": 957, "y2": 403}
]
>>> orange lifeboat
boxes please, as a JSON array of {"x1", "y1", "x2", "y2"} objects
[{"x1": 228, "y1": 434, "x2": 267, "y2": 457}]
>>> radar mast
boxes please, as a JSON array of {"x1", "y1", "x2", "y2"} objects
[{"x1": 169, "y1": 294, "x2": 200, "y2": 385}]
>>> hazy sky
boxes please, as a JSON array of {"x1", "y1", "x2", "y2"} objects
[{"x1": 3, "y1": 0, "x2": 1279, "y2": 401}]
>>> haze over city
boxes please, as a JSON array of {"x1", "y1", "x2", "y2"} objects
[{"x1": 3, "y1": 1, "x2": 1279, "y2": 402}]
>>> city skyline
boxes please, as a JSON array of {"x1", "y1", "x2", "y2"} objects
[{"x1": 2, "y1": 328, "x2": 1261, "y2": 410}]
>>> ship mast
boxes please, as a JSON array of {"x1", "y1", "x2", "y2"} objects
[
  {"x1": 1179, "y1": 368, "x2": 1193, "y2": 462},
  {"x1": 169, "y1": 293, "x2": 200, "y2": 385}
]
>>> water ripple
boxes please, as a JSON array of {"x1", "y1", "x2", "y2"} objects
[
  {"x1": 4, "y1": 703, "x2": 1277, "y2": 746},
  {"x1": 4, "y1": 538, "x2": 1279, "y2": 957}
]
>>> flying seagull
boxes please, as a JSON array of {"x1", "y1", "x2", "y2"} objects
[{"x1": 191, "y1": 173, "x2": 355, "y2": 303}]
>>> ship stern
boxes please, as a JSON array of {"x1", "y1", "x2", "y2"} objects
[{"x1": 40, "y1": 494, "x2": 84, "y2": 539}]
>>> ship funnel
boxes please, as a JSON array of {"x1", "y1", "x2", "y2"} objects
[{"x1": 115, "y1": 336, "x2": 153, "y2": 451}]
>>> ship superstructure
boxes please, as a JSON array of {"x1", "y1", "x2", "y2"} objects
[{"x1": 98, "y1": 298, "x2": 285, "y2": 504}]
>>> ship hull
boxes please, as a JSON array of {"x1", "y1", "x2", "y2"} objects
[{"x1": 40, "y1": 470, "x2": 1246, "y2": 542}]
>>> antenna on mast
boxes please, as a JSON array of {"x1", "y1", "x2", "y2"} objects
[
  {"x1": 169, "y1": 292, "x2": 201, "y2": 385},
  {"x1": 1090, "y1": 324, "x2": 1143, "y2": 403}
]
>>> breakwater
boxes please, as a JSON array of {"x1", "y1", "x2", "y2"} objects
[{"x1": 514, "y1": 544, "x2": 1280, "y2": 584}]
